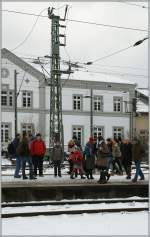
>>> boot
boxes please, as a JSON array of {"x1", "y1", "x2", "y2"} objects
[
  {"x1": 90, "y1": 171, "x2": 94, "y2": 179},
  {"x1": 81, "y1": 175, "x2": 86, "y2": 179},
  {"x1": 30, "y1": 176, "x2": 37, "y2": 180},
  {"x1": 70, "y1": 174, "x2": 75, "y2": 179},
  {"x1": 23, "y1": 176, "x2": 28, "y2": 180}
]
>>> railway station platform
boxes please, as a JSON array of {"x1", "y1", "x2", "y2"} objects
[{"x1": 2, "y1": 175, "x2": 148, "y2": 202}]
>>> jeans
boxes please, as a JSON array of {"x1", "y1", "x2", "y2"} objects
[
  {"x1": 32, "y1": 156, "x2": 44, "y2": 176},
  {"x1": 134, "y1": 160, "x2": 144, "y2": 180},
  {"x1": 113, "y1": 157, "x2": 123, "y2": 173},
  {"x1": 14, "y1": 156, "x2": 21, "y2": 177},
  {"x1": 107, "y1": 156, "x2": 113, "y2": 170},
  {"x1": 21, "y1": 156, "x2": 34, "y2": 178},
  {"x1": 122, "y1": 160, "x2": 131, "y2": 177},
  {"x1": 54, "y1": 160, "x2": 61, "y2": 176}
]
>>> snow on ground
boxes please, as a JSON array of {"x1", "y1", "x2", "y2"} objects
[
  {"x1": 2, "y1": 201, "x2": 148, "y2": 214},
  {"x1": 2, "y1": 211, "x2": 148, "y2": 235},
  {"x1": 2, "y1": 158, "x2": 12, "y2": 165}
]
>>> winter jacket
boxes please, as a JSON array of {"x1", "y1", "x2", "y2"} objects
[
  {"x1": 30, "y1": 139, "x2": 46, "y2": 157},
  {"x1": 122, "y1": 143, "x2": 132, "y2": 165},
  {"x1": 68, "y1": 140, "x2": 76, "y2": 153},
  {"x1": 12, "y1": 138, "x2": 20, "y2": 156},
  {"x1": 17, "y1": 138, "x2": 30, "y2": 157},
  {"x1": 112, "y1": 144, "x2": 121, "y2": 159},
  {"x1": 69, "y1": 150, "x2": 83, "y2": 164},
  {"x1": 107, "y1": 143, "x2": 113, "y2": 158},
  {"x1": 84, "y1": 142, "x2": 95, "y2": 169},
  {"x1": 97, "y1": 142, "x2": 109, "y2": 160},
  {"x1": 132, "y1": 142, "x2": 145, "y2": 161},
  {"x1": 52, "y1": 145, "x2": 63, "y2": 161}
]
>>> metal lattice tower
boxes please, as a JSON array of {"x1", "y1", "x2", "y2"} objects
[{"x1": 48, "y1": 7, "x2": 68, "y2": 158}]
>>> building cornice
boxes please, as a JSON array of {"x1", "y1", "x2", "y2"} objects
[{"x1": 2, "y1": 107, "x2": 130, "y2": 118}]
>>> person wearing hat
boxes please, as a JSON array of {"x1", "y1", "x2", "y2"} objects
[
  {"x1": 84, "y1": 137, "x2": 96, "y2": 179},
  {"x1": 30, "y1": 133, "x2": 46, "y2": 177}
]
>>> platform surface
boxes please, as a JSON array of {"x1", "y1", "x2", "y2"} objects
[{"x1": 2, "y1": 174, "x2": 148, "y2": 188}]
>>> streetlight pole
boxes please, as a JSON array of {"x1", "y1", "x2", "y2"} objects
[
  {"x1": 84, "y1": 88, "x2": 94, "y2": 137},
  {"x1": 14, "y1": 70, "x2": 19, "y2": 137},
  {"x1": 90, "y1": 89, "x2": 93, "y2": 137}
]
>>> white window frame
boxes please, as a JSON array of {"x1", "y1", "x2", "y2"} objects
[
  {"x1": 1, "y1": 89, "x2": 14, "y2": 107},
  {"x1": 113, "y1": 127, "x2": 124, "y2": 139},
  {"x1": 93, "y1": 96, "x2": 103, "y2": 112},
  {"x1": 113, "y1": 97, "x2": 123, "y2": 112},
  {"x1": 1, "y1": 123, "x2": 11, "y2": 143},
  {"x1": 72, "y1": 126, "x2": 84, "y2": 145},
  {"x1": 22, "y1": 91, "x2": 33, "y2": 108},
  {"x1": 21, "y1": 123, "x2": 34, "y2": 134},
  {"x1": 73, "y1": 95, "x2": 82, "y2": 111},
  {"x1": 93, "y1": 126, "x2": 104, "y2": 139}
]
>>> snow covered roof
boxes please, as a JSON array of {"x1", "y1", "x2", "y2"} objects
[
  {"x1": 136, "y1": 89, "x2": 148, "y2": 97},
  {"x1": 137, "y1": 100, "x2": 148, "y2": 113},
  {"x1": 63, "y1": 70, "x2": 136, "y2": 85},
  {"x1": 2, "y1": 48, "x2": 136, "y2": 86},
  {"x1": 17, "y1": 56, "x2": 136, "y2": 86}
]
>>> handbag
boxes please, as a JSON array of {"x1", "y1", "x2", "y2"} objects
[{"x1": 95, "y1": 158, "x2": 108, "y2": 167}]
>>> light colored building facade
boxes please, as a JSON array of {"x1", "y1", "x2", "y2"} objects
[{"x1": 1, "y1": 48, "x2": 136, "y2": 149}]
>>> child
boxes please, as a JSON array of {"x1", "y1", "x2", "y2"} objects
[{"x1": 69, "y1": 147, "x2": 85, "y2": 179}]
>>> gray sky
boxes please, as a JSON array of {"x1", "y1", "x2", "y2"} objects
[{"x1": 2, "y1": 1, "x2": 148, "y2": 87}]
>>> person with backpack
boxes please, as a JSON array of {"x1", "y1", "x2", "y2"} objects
[
  {"x1": 52, "y1": 141, "x2": 63, "y2": 177},
  {"x1": 96, "y1": 140, "x2": 110, "y2": 184},
  {"x1": 17, "y1": 132, "x2": 36, "y2": 180},
  {"x1": 30, "y1": 133, "x2": 46, "y2": 177},
  {"x1": 13, "y1": 133, "x2": 21, "y2": 178},
  {"x1": 112, "y1": 138, "x2": 123, "y2": 175}
]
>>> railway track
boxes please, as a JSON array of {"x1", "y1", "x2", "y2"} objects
[
  {"x1": 2, "y1": 197, "x2": 148, "y2": 207},
  {"x1": 2, "y1": 207, "x2": 148, "y2": 218},
  {"x1": 2, "y1": 198, "x2": 148, "y2": 218}
]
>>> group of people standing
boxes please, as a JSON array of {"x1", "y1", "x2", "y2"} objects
[
  {"x1": 12, "y1": 132, "x2": 46, "y2": 179},
  {"x1": 67, "y1": 134, "x2": 145, "y2": 184},
  {"x1": 10, "y1": 131, "x2": 145, "y2": 183}
]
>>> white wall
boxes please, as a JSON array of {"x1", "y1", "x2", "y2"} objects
[
  {"x1": 2, "y1": 59, "x2": 40, "y2": 109},
  {"x1": 45, "y1": 113, "x2": 130, "y2": 148}
]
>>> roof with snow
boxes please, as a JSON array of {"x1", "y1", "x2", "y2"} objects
[
  {"x1": 1, "y1": 48, "x2": 136, "y2": 86},
  {"x1": 66, "y1": 70, "x2": 136, "y2": 85},
  {"x1": 136, "y1": 100, "x2": 148, "y2": 113}
]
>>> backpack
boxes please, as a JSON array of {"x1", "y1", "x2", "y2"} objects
[{"x1": 7, "y1": 142, "x2": 15, "y2": 155}]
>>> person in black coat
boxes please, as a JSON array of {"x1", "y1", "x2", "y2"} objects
[{"x1": 122, "y1": 138, "x2": 132, "y2": 179}]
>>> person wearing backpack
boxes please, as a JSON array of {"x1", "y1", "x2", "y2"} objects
[
  {"x1": 17, "y1": 132, "x2": 36, "y2": 180},
  {"x1": 51, "y1": 141, "x2": 63, "y2": 177},
  {"x1": 112, "y1": 138, "x2": 123, "y2": 175},
  {"x1": 96, "y1": 140, "x2": 110, "y2": 184},
  {"x1": 12, "y1": 133, "x2": 21, "y2": 178}
]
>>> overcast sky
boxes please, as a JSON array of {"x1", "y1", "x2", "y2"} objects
[{"x1": 2, "y1": 1, "x2": 148, "y2": 88}]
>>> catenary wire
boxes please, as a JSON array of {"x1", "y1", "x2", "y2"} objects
[
  {"x1": 2, "y1": 9, "x2": 148, "y2": 32},
  {"x1": 121, "y1": 1, "x2": 148, "y2": 9},
  {"x1": 11, "y1": 8, "x2": 48, "y2": 51}
]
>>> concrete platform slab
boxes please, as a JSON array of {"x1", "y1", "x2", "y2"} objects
[{"x1": 2, "y1": 175, "x2": 148, "y2": 202}]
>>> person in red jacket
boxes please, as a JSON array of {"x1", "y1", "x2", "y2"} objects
[
  {"x1": 69, "y1": 147, "x2": 86, "y2": 179},
  {"x1": 30, "y1": 133, "x2": 46, "y2": 177}
]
